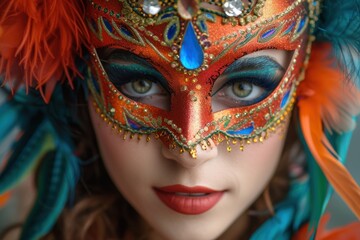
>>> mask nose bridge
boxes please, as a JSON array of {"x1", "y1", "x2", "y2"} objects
[{"x1": 169, "y1": 89, "x2": 213, "y2": 145}]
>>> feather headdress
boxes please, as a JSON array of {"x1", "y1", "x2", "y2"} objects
[
  {"x1": 0, "y1": 0, "x2": 89, "y2": 102},
  {"x1": 297, "y1": 42, "x2": 360, "y2": 233}
]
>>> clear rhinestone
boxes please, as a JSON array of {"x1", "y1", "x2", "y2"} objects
[
  {"x1": 223, "y1": 0, "x2": 243, "y2": 17},
  {"x1": 143, "y1": 0, "x2": 161, "y2": 15}
]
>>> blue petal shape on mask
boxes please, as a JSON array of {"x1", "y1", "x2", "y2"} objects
[
  {"x1": 179, "y1": 22, "x2": 204, "y2": 70},
  {"x1": 280, "y1": 90, "x2": 290, "y2": 109},
  {"x1": 297, "y1": 17, "x2": 306, "y2": 33},
  {"x1": 261, "y1": 28, "x2": 276, "y2": 39}
]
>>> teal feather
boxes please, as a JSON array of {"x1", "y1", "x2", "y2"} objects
[
  {"x1": 0, "y1": 119, "x2": 55, "y2": 194},
  {"x1": 250, "y1": 175, "x2": 310, "y2": 239},
  {"x1": 20, "y1": 148, "x2": 70, "y2": 240},
  {"x1": 0, "y1": 102, "x2": 23, "y2": 142},
  {"x1": 251, "y1": 208, "x2": 294, "y2": 240},
  {"x1": 316, "y1": 0, "x2": 360, "y2": 81}
]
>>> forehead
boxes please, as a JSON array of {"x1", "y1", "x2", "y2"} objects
[{"x1": 86, "y1": 0, "x2": 308, "y2": 79}]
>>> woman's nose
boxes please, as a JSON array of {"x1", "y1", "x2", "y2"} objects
[{"x1": 161, "y1": 139, "x2": 218, "y2": 169}]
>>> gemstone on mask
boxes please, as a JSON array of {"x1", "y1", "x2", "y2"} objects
[
  {"x1": 143, "y1": 0, "x2": 161, "y2": 15},
  {"x1": 179, "y1": 22, "x2": 204, "y2": 70},
  {"x1": 280, "y1": 90, "x2": 291, "y2": 109},
  {"x1": 222, "y1": 0, "x2": 243, "y2": 17}
]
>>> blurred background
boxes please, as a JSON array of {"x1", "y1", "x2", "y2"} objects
[{"x1": 327, "y1": 118, "x2": 360, "y2": 227}]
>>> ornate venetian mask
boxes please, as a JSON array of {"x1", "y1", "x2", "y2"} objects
[{"x1": 86, "y1": 0, "x2": 320, "y2": 157}]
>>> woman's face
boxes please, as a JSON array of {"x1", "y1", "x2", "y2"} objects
[{"x1": 89, "y1": 50, "x2": 291, "y2": 239}]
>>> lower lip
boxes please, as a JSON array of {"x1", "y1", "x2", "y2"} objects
[{"x1": 154, "y1": 190, "x2": 224, "y2": 215}]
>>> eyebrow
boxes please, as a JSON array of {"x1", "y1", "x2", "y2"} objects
[{"x1": 223, "y1": 55, "x2": 286, "y2": 74}]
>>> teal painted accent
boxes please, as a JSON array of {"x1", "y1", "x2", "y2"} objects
[
  {"x1": 227, "y1": 124, "x2": 254, "y2": 135},
  {"x1": 179, "y1": 22, "x2": 204, "y2": 70}
]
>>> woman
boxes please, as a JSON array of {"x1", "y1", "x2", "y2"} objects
[{"x1": 0, "y1": 0, "x2": 360, "y2": 239}]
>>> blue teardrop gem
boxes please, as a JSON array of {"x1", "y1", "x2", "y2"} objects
[
  {"x1": 280, "y1": 90, "x2": 290, "y2": 109},
  {"x1": 179, "y1": 22, "x2": 204, "y2": 70},
  {"x1": 227, "y1": 124, "x2": 254, "y2": 136}
]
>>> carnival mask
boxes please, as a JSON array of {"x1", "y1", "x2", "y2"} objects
[{"x1": 86, "y1": 0, "x2": 319, "y2": 157}]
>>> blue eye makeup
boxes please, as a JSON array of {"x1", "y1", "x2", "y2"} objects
[
  {"x1": 99, "y1": 49, "x2": 171, "y2": 110},
  {"x1": 212, "y1": 55, "x2": 285, "y2": 111}
]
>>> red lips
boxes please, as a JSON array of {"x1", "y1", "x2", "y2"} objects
[{"x1": 154, "y1": 184, "x2": 224, "y2": 215}]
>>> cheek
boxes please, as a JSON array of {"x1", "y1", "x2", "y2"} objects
[
  {"x1": 224, "y1": 128, "x2": 287, "y2": 205},
  {"x1": 88, "y1": 103, "x2": 161, "y2": 202}
]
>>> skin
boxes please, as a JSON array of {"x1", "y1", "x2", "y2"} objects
[{"x1": 89, "y1": 50, "x2": 291, "y2": 239}]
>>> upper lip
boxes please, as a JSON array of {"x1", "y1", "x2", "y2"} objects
[{"x1": 154, "y1": 184, "x2": 220, "y2": 193}]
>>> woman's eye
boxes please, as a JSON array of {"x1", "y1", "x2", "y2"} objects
[
  {"x1": 213, "y1": 80, "x2": 266, "y2": 110},
  {"x1": 121, "y1": 79, "x2": 156, "y2": 96},
  {"x1": 211, "y1": 52, "x2": 289, "y2": 112},
  {"x1": 132, "y1": 79, "x2": 152, "y2": 94},
  {"x1": 232, "y1": 82, "x2": 255, "y2": 99},
  {"x1": 97, "y1": 48, "x2": 172, "y2": 110},
  {"x1": 118, "y1": 79, "x2": 170, "y2": 110}
]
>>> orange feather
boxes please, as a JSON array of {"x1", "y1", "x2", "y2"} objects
[
  {"x1": 0, "y1": 0, "x2": 90, "y2": 102},
  {"x1": 292, "y1": 214, "x2": 360, "y2": 240},
  {"x1": 297, "y1": 42, "x2": 360, "y2": 219}
]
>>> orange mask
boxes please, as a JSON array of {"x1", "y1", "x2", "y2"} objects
[{"x1": 86, "y1": 0, "x2": 320, "y2": 156}]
